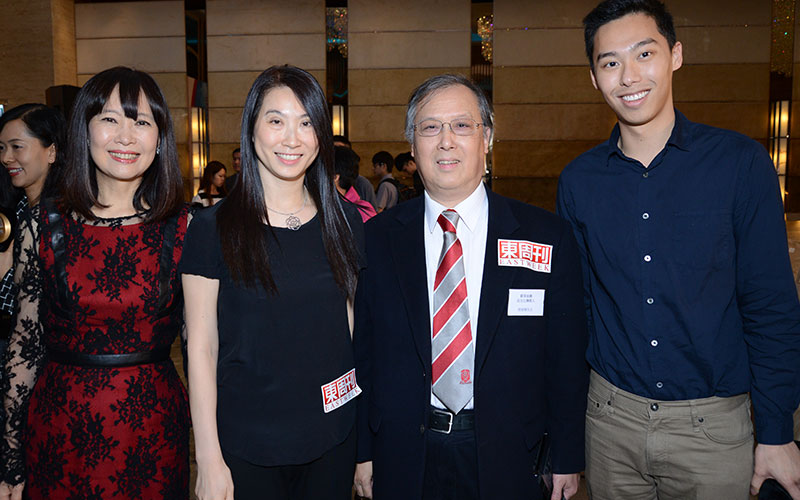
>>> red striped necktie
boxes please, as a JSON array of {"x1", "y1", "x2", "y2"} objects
[{"x1": 431, "y1": 209, "x2": 475, "y2": 413}]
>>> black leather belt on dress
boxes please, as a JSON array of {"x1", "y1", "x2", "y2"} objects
[
  {"x1": 48, "y1": 346, "x2": 171, "y2": 367},
  {"x1": 429, "y1": 407, "x2": 475, "y2": 434}
]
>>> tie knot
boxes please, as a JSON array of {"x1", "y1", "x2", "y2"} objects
[{"x1": 437, "y1": 210, "x2": 460, "y2": 234}]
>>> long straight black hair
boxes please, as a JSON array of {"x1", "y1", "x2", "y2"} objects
[
  {"x1": 62, "y1": 66, "x2": 184, "y2": 222},
  {"x1": 216, "y1": 65, "x2": 360, "y2": 297}
]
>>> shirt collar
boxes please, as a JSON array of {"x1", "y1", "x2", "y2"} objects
[
  {"x1": 424, "y1": 182, "x2": 487, "y2": 234},
  {"x1": 606, "y1": 108, "x2": 693, "y2": 161}
]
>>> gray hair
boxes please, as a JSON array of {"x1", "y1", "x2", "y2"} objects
[{"x1": 404, "y1": 74, "x2": 494, "y2": 147}]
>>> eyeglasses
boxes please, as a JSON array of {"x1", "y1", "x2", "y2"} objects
[{"x1": 414, "y1": 119, "x2": 484, "y2": 137}]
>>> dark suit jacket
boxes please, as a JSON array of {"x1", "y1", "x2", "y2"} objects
[
  {"x1": 354, "y1": 187, "x2": 589, "y2": 499},
  {"x1": 224, "y1": 172, "x2": 239, "y2": 192}
]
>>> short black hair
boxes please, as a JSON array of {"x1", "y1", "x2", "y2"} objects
[
  {"x1": 583, "y1": 0, "x2": 676, "y2": 71},
  {"x1": 372, "y1": 151, "x2": 394, "y2": 172},
  {"x1": 334, "y1": 145, "x2": 360, "y2": 191},
  {"x1": 232, "y1": 147, "x2": 241, "y2": 155},
  {"x1": 333, "y1": 135, "x2": 351, "y2": 147},
  {"x1": 394, "y1": 152, "x2": 414, "y2": 172}
]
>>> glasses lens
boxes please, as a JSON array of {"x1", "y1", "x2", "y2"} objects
[
  {"x1": 451, "y1": 120, "x2": 477, "y2": 136},
  {"x1": 418, "y1": 120, "x2": 442, "y2": 136}
]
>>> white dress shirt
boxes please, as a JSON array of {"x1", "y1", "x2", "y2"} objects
[{"x1": 424, "y1": 183, "x2": 488, "y2": 410}]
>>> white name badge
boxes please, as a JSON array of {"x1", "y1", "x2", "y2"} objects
[
  {"x1": 507, "y1": 289, "x2": 545, "y2": 316},
  {"x1": 321, "y1": 368, "x2": 362, "y2": 413}
]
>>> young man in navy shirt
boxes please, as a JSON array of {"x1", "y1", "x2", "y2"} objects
[{"x1": 557, "y1": 0, "x2": 800, "y2": 498}]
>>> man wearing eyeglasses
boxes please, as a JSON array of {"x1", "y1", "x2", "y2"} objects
[{"x1": 352, "y1": 73, "x2": 589, "y2": 500}]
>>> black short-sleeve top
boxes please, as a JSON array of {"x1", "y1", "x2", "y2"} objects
[{"x1": 179, "y1": 200, "x2": 365, "y2": 466}]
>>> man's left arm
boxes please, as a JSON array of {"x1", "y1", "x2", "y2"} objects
[
  {"x1": 544, "y1": 221, "x2": 590, "y2": 475},
  {"x1": 734, "y1": 145, "x2": 800, "y2": 496}
]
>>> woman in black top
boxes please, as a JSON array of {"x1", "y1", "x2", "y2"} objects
[{"x1": 180, "y1": 65, "x2": 363, "y2": 500}]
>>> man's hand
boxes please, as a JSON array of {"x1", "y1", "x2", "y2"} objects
[
  {"x1": 552, "y1": 473, "x2": 580, "y2": 500},
  {"x1": 751, "y1": 442, "x2": 800, "y2": 499},
  {"x1": 354, "y1": 461, "x2": 373, "y2": 499}
]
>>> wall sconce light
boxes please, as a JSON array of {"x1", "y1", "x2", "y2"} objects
[
  {"x1": 770, "y1": 99, "x2": 790, "y2": 176},
  {"x1": 191, "y1": 106, "x2": 208, "y2": 194},
  {"x1": 331, "y1": 104, "x2": 345, "y2": 136}
]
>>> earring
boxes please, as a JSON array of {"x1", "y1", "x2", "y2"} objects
[{"x1": 156, "y1": 146, "x2": 161, "y2": 155}]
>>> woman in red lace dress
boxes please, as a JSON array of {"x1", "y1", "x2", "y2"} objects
[{"x1": 0, "y1": 67, "x2": 189, "y2": 500}]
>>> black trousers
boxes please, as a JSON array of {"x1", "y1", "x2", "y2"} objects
[
  {"x1": 222, "y1": 428, "x2": 356, "y2": 500},
  {"x1": 422, "y1": 428, "x2": 479, "y2": 500}
]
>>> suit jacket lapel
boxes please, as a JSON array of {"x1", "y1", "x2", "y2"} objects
[
  {"x1": 475, "y1": 190, "x2": 520, "y2": 378},
  {"x1": 389, "y1": 198, "x2": 432, "y2": 370}
]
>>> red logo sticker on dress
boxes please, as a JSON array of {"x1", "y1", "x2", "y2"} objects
[
  {"x1": 497, "y1": 239, "x2": 552, "y2": 273},
  {"x1": 321, "y1": 368, "x2": 362, "y2": 413},
  {"x1": 460, "y1": 369, "x2": 471, "y2": 384}
]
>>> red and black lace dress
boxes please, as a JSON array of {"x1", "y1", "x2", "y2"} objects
[{"x1": 0, "y1": 203, "x2": 190, "y2": 500}]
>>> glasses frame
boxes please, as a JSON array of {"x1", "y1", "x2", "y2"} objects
[{"x1": 414, "y1": 118, "x2": 485, "y2": 137}]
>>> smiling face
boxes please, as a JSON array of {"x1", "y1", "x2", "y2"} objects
[
  {"x1": 411, "y1": 84, "x2": 490, "y2": 207},
  {"x1": 252, "y1": 86, "x2": 319, "y2": 188},
  {"x1": 0, "y1": 119, "x2": 55, "y2": 201},
  {"x1": 88, "y1": 86, "x2": 159, "y2": 192},
  {"x1": 590, "y1": 12, "x2": 682, "y2": 133}
]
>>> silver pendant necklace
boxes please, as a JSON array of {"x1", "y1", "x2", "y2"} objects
[{"x1": 267, "y1": 189, "x2": 307, "y2": 230}]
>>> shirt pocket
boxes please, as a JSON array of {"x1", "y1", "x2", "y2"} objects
[{"x1": 669, "y1": 210, "x2": 734, "y2": 270}]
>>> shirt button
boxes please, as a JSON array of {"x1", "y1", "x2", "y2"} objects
[
  {"x1": 650, "y1": 403, "x2": 659, "y2": 411},
  {"x1": 651, "y1": 339, "x2": 658, "y2": 347},
  {"x1": 644, "y1": 255, "x2": 652, "y2": 262},
  {"x1": 646, "y1": 297, "x2": 654, "y2": 305},
  {"x1": 420, "y1": 424, "x2": 425, "y2": 434},
  {"x1": 656, "y1": 382, "x2": 663, "y2": 388},
  {"x1": 642, "y1": 213, "x2": 649, "y2": 220},
  {"x1": 643, "y1": 172, "x2": 649, "y2": 178}
]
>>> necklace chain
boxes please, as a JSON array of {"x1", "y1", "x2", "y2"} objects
[{"x1": 267, "y1": 189, "x2": 307, "y2": 231}]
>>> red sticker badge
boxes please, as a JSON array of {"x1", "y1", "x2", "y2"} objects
[
  {"x1": 498, "y1": 239, "x2": 552, "y2": 273},
  {"x1": 321, "y1": 368, "x2": 362, "y2": 413}
]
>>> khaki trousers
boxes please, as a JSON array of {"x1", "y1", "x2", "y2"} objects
[{"x1": 585, "y1": 371, "x2": 753, "y2": 500}]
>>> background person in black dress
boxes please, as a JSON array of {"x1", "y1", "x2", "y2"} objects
[{"x1": 180, "y1": 65, "x2": 363, "y2": 500}]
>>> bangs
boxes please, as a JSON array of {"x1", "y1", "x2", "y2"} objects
[{"x1": 117, "y1": 76, "x2": 144, "y2": 120}]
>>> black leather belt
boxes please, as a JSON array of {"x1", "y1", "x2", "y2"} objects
[
  {"x1": 48, "y1": 346, "x2": 171, "y2": 367},
  {"x1": 429, "y1": 407, "x2": 475, "y2": 434}
]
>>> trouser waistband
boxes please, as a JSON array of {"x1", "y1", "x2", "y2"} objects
[{"x1": 590, "y1": 370, "x2": 749, "y2": 417}]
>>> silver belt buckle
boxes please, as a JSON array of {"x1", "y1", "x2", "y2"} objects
[{"x1": 431, "y1": 408, "x2": 454, "y2": 434}]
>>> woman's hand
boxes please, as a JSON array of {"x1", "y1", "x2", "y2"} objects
[
  {"x1": 0, "y1": 481, "x2": 25, "y2": 500},
  {"x1": 195, "y1": 458, "x2": 233, "y2": 500}
]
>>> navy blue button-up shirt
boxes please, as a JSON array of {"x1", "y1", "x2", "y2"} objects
[{"x1": 557, "y1": 110, "x2": 800, "y2": 444}]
